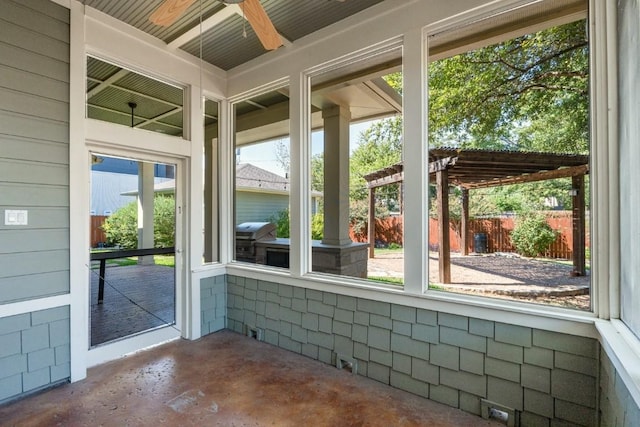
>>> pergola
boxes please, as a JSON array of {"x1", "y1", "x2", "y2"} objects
[{"x1": 364, "y1": 148, "x2": 590, "y2": 284}]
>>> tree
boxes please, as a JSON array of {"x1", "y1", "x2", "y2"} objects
[
  {"x1": 310, "y1": 152, "x2": 324, "y2": 193},
  {"x1": 274, "y1": 139, "x2": 290, "y2": 174},
  {"x1": 428, "y1": 20, "x2": 589, "y2": 154},
  {"x1": 350, "y1": 117, "x2": 403, "y2": 204},
  {"x1": 348, "y1": 117, "x2": 403, "y2": 234},
  {"x1": 425, "y1": 19, "x2": 589, "y2": 217}
]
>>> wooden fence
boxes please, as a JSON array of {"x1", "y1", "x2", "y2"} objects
[
  {"x1": 90, "y1": 215, "x2": 108, "y2": 248},
  {"x1": 351, "y1": 211, "x2": 589, "y2": 259},
  {"x1": 93, "y1": 212, "x2": 588, "y2": 258}
]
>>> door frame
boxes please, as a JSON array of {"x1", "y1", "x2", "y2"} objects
[{"x1": 84, "y1": 144, "x2": 187, "y2": 367}]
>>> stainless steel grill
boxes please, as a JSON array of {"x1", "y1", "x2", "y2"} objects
[{"x1": 235, "y1": 222, "x2": 276, "y2": 263}]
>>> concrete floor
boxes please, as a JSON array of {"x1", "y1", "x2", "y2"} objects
[
  {"x1": 90, "y1": 264, "x2": 175, "y2": 346},
  {"x1": 0, "y1": 331, "x2": 503, "y2": 426}
]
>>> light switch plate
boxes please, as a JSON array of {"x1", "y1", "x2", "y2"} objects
[{"x1": 5, "y1": 210, "x2": 28, "y2": 226}]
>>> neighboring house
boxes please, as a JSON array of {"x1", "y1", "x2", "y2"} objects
[
  {"x1": 235, "y1": 163, "x2": 290, "y2": 224},
  {"x1": 91, "y1": 156, "x2": 174, "y2": 215},
  {"x1": 235, "y1": 163, "x2": 322, "y2": 224},
  {"x1": 114, "y1": 163, "x2": 321, "y2": 224}
]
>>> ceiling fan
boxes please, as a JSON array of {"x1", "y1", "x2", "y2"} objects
[{"x1": 149, "y1": 0, "x2": 283, "y2": 50}]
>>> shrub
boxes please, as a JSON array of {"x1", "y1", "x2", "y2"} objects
[
  {"x1": 311, "y1": 213, "x2": 324, "y2": 240},
  {"x1": 153, "y1": 196, "x2": 175, "y2": 248},
  {"x1": 267, "y1": 208, "x2": 324, "y2": 240},
  {"x1": 102, "y1": 196, "x2": 175, "y2": 248},
  {"x1": 269, "y1": 208, "x2": 290, "y2": 238},
  {"x1": 510, "y1": 213, "x2": 557, "y2": 257},
  {"x1": 102, "y1": 202, "x2": 137, "y2": 248}
]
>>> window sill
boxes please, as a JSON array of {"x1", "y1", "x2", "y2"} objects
[{"x1": 596, "y1": 319, "x2": 640, "y2": 409}]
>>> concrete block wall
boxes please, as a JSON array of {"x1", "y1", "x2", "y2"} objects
[
  {"x1": 226, "y1": 275, "x2": 599, "y2": 426},
  {"x1": 599, "y1": 348, "x2": 640, "y2": 427},
  {"x1": 200, "y1": 276, "x2": 226, "y2": 335},
  {"x1": 0, "y1": 306, "x2": 70, "y2": 403}
]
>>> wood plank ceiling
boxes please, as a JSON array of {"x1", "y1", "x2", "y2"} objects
[{"x1": 83, "y1": 0, "x2": 386, "y2": 71}]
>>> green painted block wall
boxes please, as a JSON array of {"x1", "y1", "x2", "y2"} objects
[
  {"x1": 0, "y1": 306, "x2": 71, "y2": 403},
  {"x1": 599, "y1": 348, "x2": 640, "y2": 427},
  {"x1": 226, "y1": 275, "x2": 599, "y2": 426},
  {"x1": 200, "y1": 275, "x2": 226, "y2": 335}
]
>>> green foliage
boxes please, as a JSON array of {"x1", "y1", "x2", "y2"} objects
[
  {"x1": 310, "y1": 153, "x2": 324, "y2": 193},
  {"x1": 311, "y1": 213, "x2": 324, "y2": 240},
  {"x1": 350, "y1": 116, "x2": 403, "y2": 211},
  {"x1": 154, "y1": 196, "x2": 175, "y2": 248},
  {"x1": 428, "y1": 20, "x2": 588, "y2": 154},
  {"x1": 102, "y1": 196, "x2": 175, "y2": 249},
  {"x1": 102, "y1": 201, "x2": 137, "y2": 248},
  {"x1": 267, "y1": 208, "x2": 324, "y2": 240},
  {"x1": 269, "y1": 208, "x2": 291, "y2": 238},
  {"x1": 510, "y1": 213, "x2": 557, "y2": 257}
]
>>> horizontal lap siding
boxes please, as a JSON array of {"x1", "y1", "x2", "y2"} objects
[
  {"x1": 236, "y1": 192, "x2": 289, "y2": 225},
  {"x1": 0, "y1": 0, "x2": 70, "y2": 304}
]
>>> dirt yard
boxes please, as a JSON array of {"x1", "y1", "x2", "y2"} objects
[{"x1": 367, "y1": 251, "x2": 591, "y2": 310}]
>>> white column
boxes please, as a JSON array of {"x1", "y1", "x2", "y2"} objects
[
  {"x1": 138, "y1": 162, "x2": 155, "y2": 264},
  {"x1": 322, "y1": 104, "x2": 352, "y2": 246},
  {"x1": 402, "y1": 27, "x2": 427, "y2": 294}
]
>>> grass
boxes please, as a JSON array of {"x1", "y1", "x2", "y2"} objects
[
  {"x1": 373, "y1": 247, "x2": 404, "y2": 256},
  {"x1": 367, "y1": 276, "x2": 404, "y2": 286},
  {"x1": 536, "y1": 256, "x2": 591, "y2": 271}
]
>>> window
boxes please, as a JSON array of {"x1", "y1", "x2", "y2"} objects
[
  {"x1": 86, "y1": 56, "x2": 185, "y2": 138},
  {"x1": 618, "y1": 0, "x2": 640, "y2": 336},
  {"x1": 203, "y1": 98, "x2": 220, "y2": 263},
  {"x1": 308, "y1": 43, "x2": 404, "y2": 284},
  {"x1": 232, "y1": 86, "x2": 290, "y2": 269},
  {"x1": 426, "y1": 2, "x2": 591, "y2": 310}
]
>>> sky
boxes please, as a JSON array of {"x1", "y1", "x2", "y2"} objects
[{"x1": 236, "y1": 120, "x2": 376, "y2": 176}]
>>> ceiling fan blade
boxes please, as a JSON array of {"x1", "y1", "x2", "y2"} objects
[
  {"x1": 240, "y1": 0, "x2": 283, "y2": 50},
  {"x1": 150, "y1": 0, "x2": 196, "y2": 26}
]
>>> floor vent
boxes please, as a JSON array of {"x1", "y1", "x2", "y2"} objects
[
  {"x1": 335, "y1": 354, "x2": 358, "y2": 375},
  {"x1": 245, "y1": 325, "x2": 264, "y2": 341},
  {"x1": 480, "y1": 399, "x2": 517, "y2": 426}
]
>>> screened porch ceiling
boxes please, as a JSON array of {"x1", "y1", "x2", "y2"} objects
[{"x1": 83, "y1": 0, "x2": 587, "y2": 145}]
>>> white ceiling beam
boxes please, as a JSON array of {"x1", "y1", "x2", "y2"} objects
[
  {"x1": 167, "y1": 3, "x2": 291, "y2": 49},
  {"x1": 168, "y1": 4, "x2": 241, "y2": 49},
  {"x1": 134, "y1": 107, "x2": 183, "y2": 130},
  {"x1": 88, "y1": 104, "x2": 182, "y2": 131},
  {"x1": 87, "y1": 69, "x2": 130, "y2": 98}
]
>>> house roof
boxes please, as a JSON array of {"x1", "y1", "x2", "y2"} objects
[
  {"x1": 119, "y1": 163, "x2": 321, "y2": 197},
  {"x1": 236, "y1": 163, "x2": 288, "y2": 193}
]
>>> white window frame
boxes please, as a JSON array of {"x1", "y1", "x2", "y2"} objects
[{"x1": 224, "y1": 0, "x2": 611, "y2": 337}]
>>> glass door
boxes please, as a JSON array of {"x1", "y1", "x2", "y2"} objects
[{"x1": 89, "y1": 154, "x2": 177, "y2": 347}]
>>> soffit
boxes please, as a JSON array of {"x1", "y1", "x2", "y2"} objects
[{"x1": 428, "y1": 0, "x2": 588, "y2": 60}]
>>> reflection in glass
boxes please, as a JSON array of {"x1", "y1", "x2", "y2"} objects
[
  {"x1": 232, "y1": 88, "x2": 291, "y2": 269},
  {"x1": 86, "y1": 56, "x2": 184, "y2": 137},
  {"x1": 204, "y1": 98, "x2": 220, "y2": 263}
]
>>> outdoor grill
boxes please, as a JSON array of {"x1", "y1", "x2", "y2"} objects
[{"x1": 235, "y1": 222, "x2": 277, "y2": 263}]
